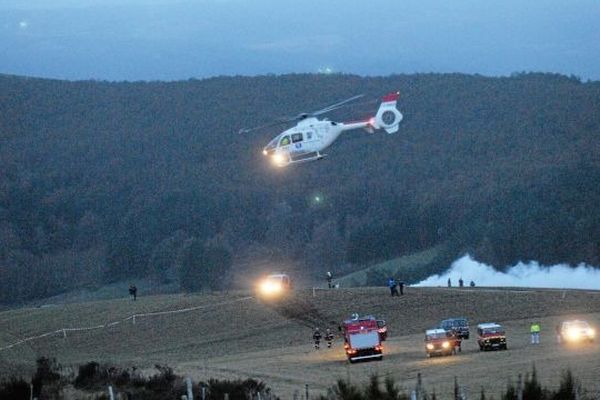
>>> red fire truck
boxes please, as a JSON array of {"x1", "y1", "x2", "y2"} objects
[{"x1": 342, "y1": 315, "x2": 385, "y2": 363}]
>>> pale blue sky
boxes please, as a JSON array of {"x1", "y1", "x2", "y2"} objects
[{"x1": 1, "y1": 0, "x2": 599, "y2": 81}]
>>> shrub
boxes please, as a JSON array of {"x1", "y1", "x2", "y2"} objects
[
  {"x1": 204, "y1": 378, "x2": 273, "y2": 400},
  {"x1": 74, "y1": 361, "x2": 102, "y2": 389},
  {"x1": 0, "y1": 377, "x2": 30, "y2": 400},
  {"x1": 32, "y1": 357, "x2": 61, "y2": 399}
]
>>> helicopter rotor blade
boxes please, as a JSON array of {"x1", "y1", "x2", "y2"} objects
[
  {"x1": 238, "y1": 94, "x2": 367, "y2": 134},
  {"x1": 310, "y1": 94, "x2": 365, "y2": 116},
  {"x1": 238, "y1": 117, "x2": 289, "y2": 134}
]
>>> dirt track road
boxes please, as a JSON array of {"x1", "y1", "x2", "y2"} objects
[{"x1": 184, "y1": 312, "x2": 600, "y2": 399}]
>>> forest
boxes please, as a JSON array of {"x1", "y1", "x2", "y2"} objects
[{"x1": 1, "y1": 72, "x2": 599, "y2": 303}]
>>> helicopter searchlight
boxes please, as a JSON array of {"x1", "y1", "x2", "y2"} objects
[{"x1": 239, "y1": 92, "x2": 403, "y2": 167}]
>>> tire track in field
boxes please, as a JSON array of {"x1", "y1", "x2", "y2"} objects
[{"x1": 267, "y1": 295, "x2": 338, "y2": 330}]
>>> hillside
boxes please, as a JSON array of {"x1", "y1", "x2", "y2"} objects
[
  {"x1": 1, "y1": 288, "x2": 600, "y2": 398},
  {"x1": 1, "y1": 73, "x2": 600, "y2": 303},
  {"x1": 332, "y1": 246, "x2": 444, "y2": 287}
]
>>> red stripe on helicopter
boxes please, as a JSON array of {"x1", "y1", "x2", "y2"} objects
[{"x1": 382, "y1": 92, "x2": 400, "y2": 102}]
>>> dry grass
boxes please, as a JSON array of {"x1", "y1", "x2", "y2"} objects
[{"x1": 1, "y1": 287, "x2": 600, "y2": 399}]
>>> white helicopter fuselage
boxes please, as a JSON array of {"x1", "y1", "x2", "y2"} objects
[{"x1": 262, "y1": 92, "x2": 403, "y2": 167}]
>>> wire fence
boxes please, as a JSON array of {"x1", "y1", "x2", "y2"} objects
[{"x1": 0, "y1": 296, "x2": 254, "y2": 352}]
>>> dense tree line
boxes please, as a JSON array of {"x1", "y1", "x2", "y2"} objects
[{"x1": 0, "y1": 72, "x2": 599, "y2": 303}]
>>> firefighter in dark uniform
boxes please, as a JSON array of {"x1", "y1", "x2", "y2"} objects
[
  {"x1": 128, "y1": 284, "x2": 137, "y2": 301},
  {"x1": 313, "y1": 328, "x2": 322, "y2": 350},
  {"x1": 388, "y1": 277, "x2": 398, "y2": 296},
  {"x1": 325, "y1": 328, "x2": 334, "y2": 348},
  {"x1": 398, "y1": 280, "x2": 405, "y2": 295},
  {"x1": 453, "y1": 332, "x2": 462, "y2": 353}
]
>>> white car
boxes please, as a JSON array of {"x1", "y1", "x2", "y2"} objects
[
  {"x1": 559, "y1": 320, "x2": 595, "y2": 343},
  {"x1": 256, "y1": 273, "x2": 292, "y2": 298}
]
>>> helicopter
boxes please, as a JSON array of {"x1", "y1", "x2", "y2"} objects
[{"x1": 239, "y1": 92, "x2": 403, "y2": 167}]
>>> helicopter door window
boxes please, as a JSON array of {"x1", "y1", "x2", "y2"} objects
[
  {"x1": 291, "y1": 133, "x2": 303, "y2": 143},
  {"x1": 280, "y1": 136, "x2": 290, "y2": 146}
]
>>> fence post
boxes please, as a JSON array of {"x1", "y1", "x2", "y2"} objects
[
  {"x1": 305, "y1": 383, "x2": 309, "y2": 400},
  {"x1": 454, "y1": 377, "x2": 460, "y2": 400},
  {"x1": 29, "y1": 383, "x2": 33, "y2": 400},
  {"x1": 517, "y1": 374, "x2": 523, "y2": 400},
  {"x1": 186, "y1": 377, "x2": 194, "y2": 400},
  {"x1": 62, "y1": 329, "x2": 67, "y2": 339},
  {"x1": 416, "y1": 372, "x2": 423, "y2": 400},
  {"x1": 293, "y1": 389, "x2": 299, "y2": 400},
  {"x1": 411, "y1": 391, "x2": 417, "y2": 400},
  {"x1": 132, "y1": 315, "x2": 136, "y2": 324},
  {"x1": 108, "y1": 385, "x2": 115, "y2": 400},
  {"x1": 312, "y1": 287, "x2": 316, "y2": 297},
  {"x1": 201, "y1": 385, "x2": 206, "y2": 400},
  {"x1": 224, "y1": 394, "x2": 229, "y2": 400}
]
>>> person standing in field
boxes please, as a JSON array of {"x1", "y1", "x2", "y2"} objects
[
  {"x1": 325, "y1": 328, "x2": 334, "y2": 348},
  {"x1": 397, "y1": 280, "x2": 405, "y2": 295},
  {"x1": 388, "y1": 277, "x2": 398, "y2": 296},
  {"x1": 313, "y1": 328, "x2": 322, "y2": 350},
  {"x1": 530, "y1": 322, "x2": 541, "y2": 344}
]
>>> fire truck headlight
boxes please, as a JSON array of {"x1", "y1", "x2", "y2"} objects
[
  {"x1": 426, "y1": 343, "x2": 434, "y2": 350},
  {"x1": 442, "y1": 341, "x2": 450, "y2": 349}
]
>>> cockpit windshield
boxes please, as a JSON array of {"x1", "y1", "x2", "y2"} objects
[
  {"x1": 564, "y1": 321, "x2": 589, "y2": 330},
  {"x1": 482, "y1": 328, "x2": 504, "y2": 335},
  {"x1": 264, "y1": 136, "x2": 279, "y2": 152},
  {"x1": 426, "y1": 331, "x2": 450, "y2": 340},
  {"x1": 279, "y1": 135, "x2": 290, "y2": 146}
]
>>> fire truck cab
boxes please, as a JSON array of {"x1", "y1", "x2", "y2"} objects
[{"x1": 342, "y1": 315, "x2": 384, "y2": 363}]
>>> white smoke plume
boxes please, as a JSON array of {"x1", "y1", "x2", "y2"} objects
[{"x1": 415, "y1": 254, "x2": 600, "y2": 290}]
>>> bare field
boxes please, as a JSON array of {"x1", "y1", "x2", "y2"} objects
[{"x1": 1, "y1": 287, "x2": 600, "y2": 399}]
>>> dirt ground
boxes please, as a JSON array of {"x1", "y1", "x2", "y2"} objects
[{"x1": 1, "y1": 287, "x2": 600, "y2": 399}]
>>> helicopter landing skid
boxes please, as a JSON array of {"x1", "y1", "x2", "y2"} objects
[{"x1": 289, "y1": 151, "x2": 327, "y2": 164}]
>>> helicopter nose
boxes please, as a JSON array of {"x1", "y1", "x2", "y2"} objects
[
  {"x1": 263, "y1": 148, "x2": 276, "y2": 156},
  {"x1": 271, "y1": 153, "x2": 287, "y2": 166}
]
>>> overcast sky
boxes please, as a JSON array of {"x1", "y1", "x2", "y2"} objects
[{"x1": 1, "y1": 0, "x2": 599, "y2": 81}]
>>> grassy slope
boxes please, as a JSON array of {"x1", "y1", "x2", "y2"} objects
[
  {"x1": 1, "y1": 287, "x2": 600, "y2": 397},
  {"x1": 333, "y1": 246, "x2": 443, "y2": 287}
]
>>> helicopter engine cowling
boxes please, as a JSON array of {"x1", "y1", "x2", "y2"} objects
[{"x1": 373, "y1": 92, "x2": 403, "y2": 134}]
